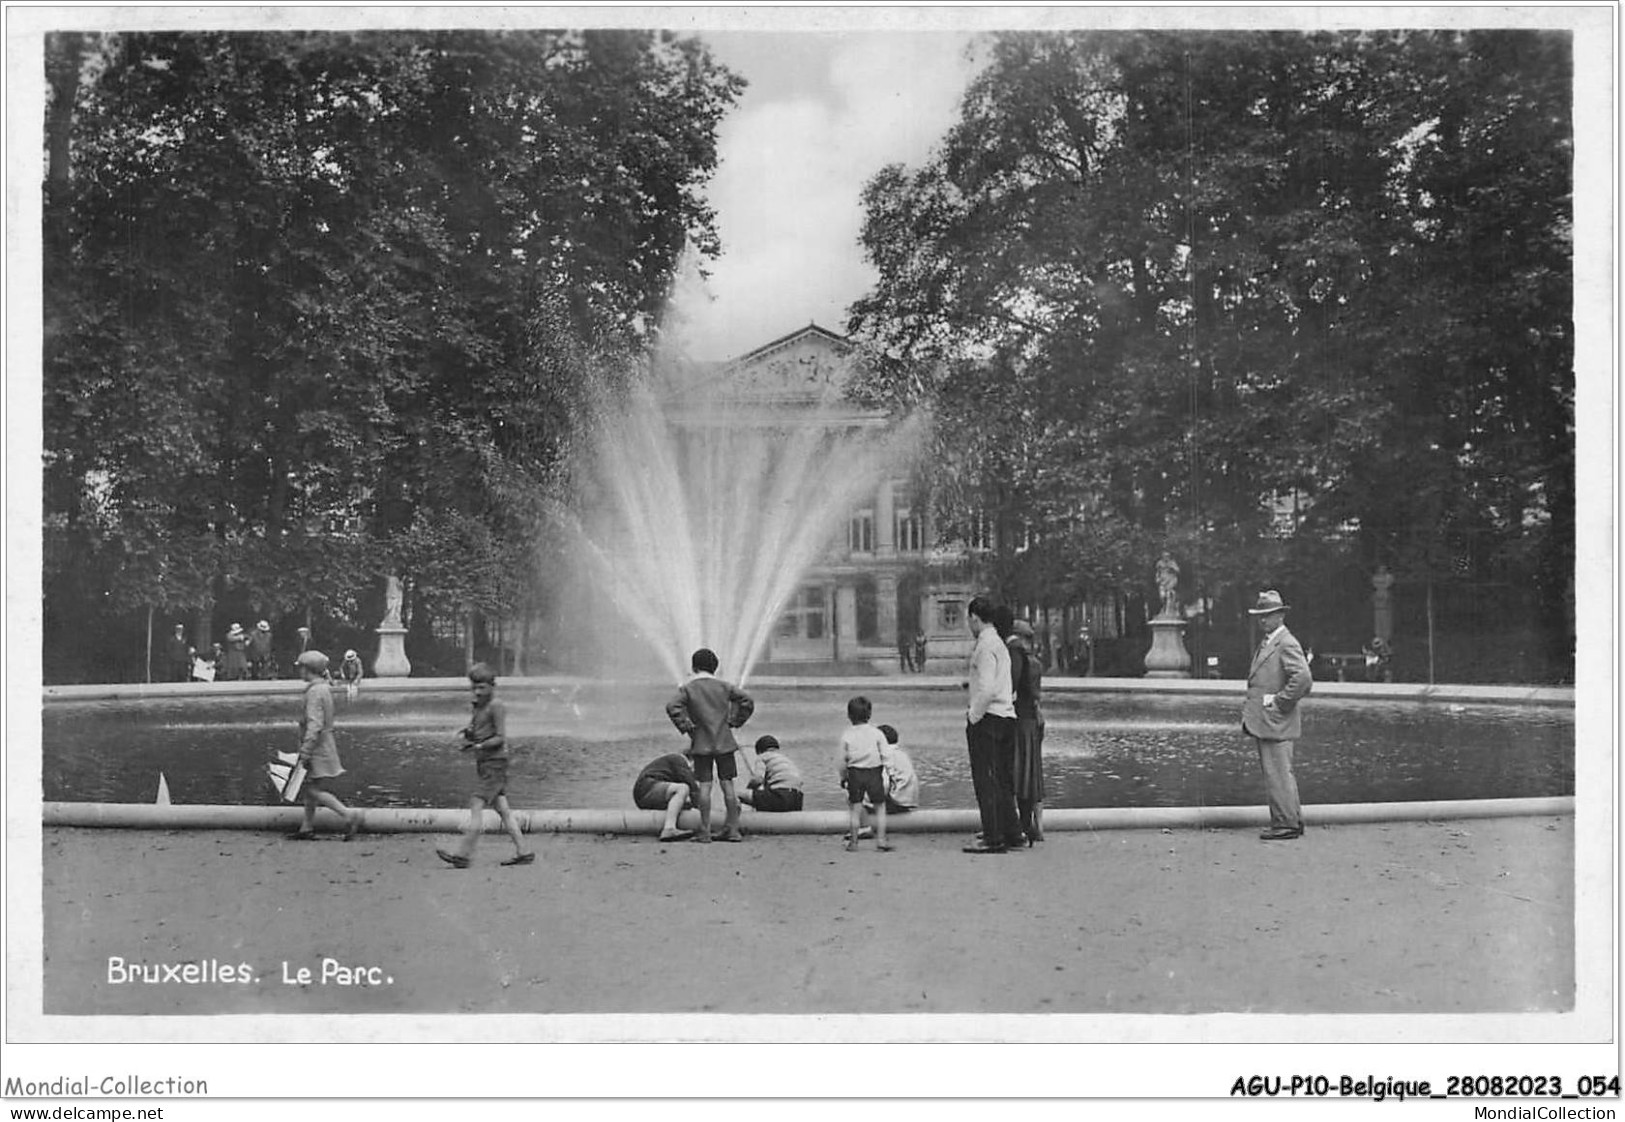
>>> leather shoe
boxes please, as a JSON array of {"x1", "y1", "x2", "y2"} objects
[
  {"x1": 962, "y1": 844, "x2": 1008, "y2": 854},
  {"x1": 1259, "y1": 827, "x2": 1303, "y2": 841}
]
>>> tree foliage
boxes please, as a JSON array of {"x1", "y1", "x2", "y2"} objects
[
  {"x1": 849, "y1": 30, "x2": 1572, "y2": 657},
  {"x1": 43, "y1": 30, "x2": 743, "y2": 677}
]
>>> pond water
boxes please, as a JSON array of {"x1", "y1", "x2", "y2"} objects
[{"x1": 41, "y1": 684, "x2": 1574, "y2": 813}]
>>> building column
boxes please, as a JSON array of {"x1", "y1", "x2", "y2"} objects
[
  {"x1": 876, "y1": 479, "x2": 896, "y2": 557},
  {"x1": 836, "y1": 584, "x2": 858, "y2": 657},
  {"x1": 876, "y1": 570, "x2": 899, "y2": 648},
  {"x1": 825, "y1": 581, "x2": 840, "y2": 660}
]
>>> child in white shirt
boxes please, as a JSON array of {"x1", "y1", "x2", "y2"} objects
[
  {"x1": 877, "y1": 723, "x2": 920, "y2": 812},
  {"x1": 741, "y1": 734, "x2": 805, "y2": 812},
  {"x1": 836, "y1": 696, "x2": 891, "y2": 852}
]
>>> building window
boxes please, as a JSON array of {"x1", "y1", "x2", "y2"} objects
[
  {"x1": 895, "y1": 506, "x2": 923, "y2": 552},
  {"x1": 848, "y1": 509, "x2": 874, "y2": 554},
  {"x1": 777, "y1": 585, "x2": 827, "y2": 640},
  {"x1": 804, "y1": 586, "x2": 826, "y2": 639},
  {"x1": 1268, "y1": 489, "x2": 1306, "y2": 539},
  {"x1": 855, "y1": 578, "x2": 878, "y2": 643},
  {"x1": 939, "y1": 599, "x2": 964, "y2": 632},
  {"x1": 967, "y1": 513, "x2": 993, "y2": 551}
]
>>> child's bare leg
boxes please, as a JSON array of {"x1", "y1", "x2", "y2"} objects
[
  {"x1": 719, "y1": 778, "x2": 741, "y2": 832},
  {"x1": 696, "y1": 780, "x2": 714, "y2": 836},
  {"x1": 312, "y1": 788, "x2": 349, "y2": 818},
  {"x1": 457, "y1": 796, "x2": 487, "y2": 859},
  {"x1": 846, "y1": 802, "x2": 862, "y2": 851},
  {"x1": 494, "y1": 795, "x2": 527, "y2": 855},
  {"x1": 311, "y1": 787, "x2": 359, "y2": 836},
  {"x1": 300, "y1": 788, "x2": 319, "y2": 833},
  {"x1": 874, "y1": 799, "x2": 888, "y2": 847},
  {"x1": 662, "y1": 786, "x2": 688, "y2": 834}
]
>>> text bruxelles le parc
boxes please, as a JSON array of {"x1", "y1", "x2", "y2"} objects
[{"x1": 104, "y1": 954, "x2": 389, "y2": 987}]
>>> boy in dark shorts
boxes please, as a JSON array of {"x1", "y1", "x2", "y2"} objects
[
  {"x1": 836, "y1": 696, "x2": 891, "y2": 852},
  {"x1": 633, "y1": 752, "x2": 701, "y2": 842},
  {"x1": 665, "y1": 648, "x2": 754, "y2": 842},
  {"x1": 437, "y1": 663, "x2": 534, "y2": 869},
  {"x1": 739, "y1": 734, "x2": 804, "y2": 812}
]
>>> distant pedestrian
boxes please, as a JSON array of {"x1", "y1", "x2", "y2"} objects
[
  {"x1": 437, "y1": 663, "x2": 533, "y2": 868},
  {"x1": 221, "y1": 624, "x2": 250, "y2": 681},
  {"x1": 897, "y1": 632, "x2": 915, "y2": 673},
  {"x1": 247, "y1": 620, "x2": 274, "y2": 680},
  {"x1": 664, "y1": 647, "x2": 754, "y2": 843},
  {"x1": 286, "y1": 650, "x2": 362, "y2": 841},
  {"x1": 1241, "y1": 590, "x2": 1313, "y2": 841},
  {"x1": 339, "y1": 649, "x2": 364, "y2": 699},
  {"x1": 963, "y1": 596, "x2": 1021, "y2": 854},
  {"x1": 740, "y1": 734, "x2": 805, "y2": 812},
  {"x1": 836, "y1": 696, "x2": 891, "y2": 852},
  {"x1": 1363, "y1": 636, "x2": 1393, "y2": 683},
  {"x1": 166, "y1": 624, "x2": 193, "y2": 683},
  {"x1": 912, "y1": 630, "x2": 927, "y2": 673},
  {"x1": 1007, "y1": 619, "x2": 1046, "y2": 844}
]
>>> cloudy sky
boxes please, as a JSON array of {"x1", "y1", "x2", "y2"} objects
[{"x1": 672, "y1": 30, "x2": 984, "y2": 361}]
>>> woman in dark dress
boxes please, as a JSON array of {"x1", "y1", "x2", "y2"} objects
[{"x1": 1008, "y1": 618, "x2": 1046, "y2": 844}]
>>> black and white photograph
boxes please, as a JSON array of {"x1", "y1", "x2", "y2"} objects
[{"x1": 3, "y1": 0, "x2": 1616, "y2": 1107}]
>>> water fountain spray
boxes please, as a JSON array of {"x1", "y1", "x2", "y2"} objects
[{"x1": 563, "y1": 353, "x2": 923, "y2": 687}]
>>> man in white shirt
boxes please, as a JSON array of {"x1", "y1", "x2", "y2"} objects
[{"x1": 963, "y1": 596, "x2": 1022, "y2": 853}]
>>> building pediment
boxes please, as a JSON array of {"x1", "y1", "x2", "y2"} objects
[{"x1": 713, "y1": 324, "x2": 859, "y2": 405}]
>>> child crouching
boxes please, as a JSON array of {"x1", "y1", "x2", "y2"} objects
[{"x1": 740, "y1": 734, "x2": 804, "y2": 812}]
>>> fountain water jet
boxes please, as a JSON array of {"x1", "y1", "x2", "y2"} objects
[{"x1": 560, "y1": 345, "x2": 923, "y2": 687}]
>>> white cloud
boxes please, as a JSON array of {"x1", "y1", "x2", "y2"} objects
[{"x1": 675, "y1": 33, "x2": 979, "y2": 361}]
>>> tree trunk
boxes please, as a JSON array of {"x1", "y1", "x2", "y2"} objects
[
  {"x1": 1426, "y1": 577, "x2": 1436, "y2": 686},
  {"x1": 45, "y1": 33, "x2": 85, "y2": 201}
]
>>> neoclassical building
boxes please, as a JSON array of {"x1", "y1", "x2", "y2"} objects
[{"x1": 712, "y1": 323, "x2": 977, "y2": 670}]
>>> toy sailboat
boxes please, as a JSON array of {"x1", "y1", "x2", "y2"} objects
[{"x1": 265, "y1": 751, "x2": 307, "y2": 803}]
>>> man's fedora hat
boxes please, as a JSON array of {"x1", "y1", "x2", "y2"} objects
[{"x1": 1247, "y1": 590, "x2": 1291, "y2": 615}]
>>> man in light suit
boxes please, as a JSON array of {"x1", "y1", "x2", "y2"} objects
[
  {"x1": 665, "y1": 647, "x2": 755, "y2": 843},
  {"x1": 1241, "y1": 590, "x2": 1313, "y2": 840}
]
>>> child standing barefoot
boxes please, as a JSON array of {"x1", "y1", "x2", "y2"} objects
[
  {"x1": 836, "y1": 696, "x2": 891, "y2": 852},
  {"x1": 664, "y1": 648, "x2": 754, "y2": 842},
  {"x1": 437, "y1": 663, "x2": 533, "y2": 869}
]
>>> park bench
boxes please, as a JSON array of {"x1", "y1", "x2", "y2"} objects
[{"x1": 1319, "y1": 651, "x2": 1367, "y2": 682}]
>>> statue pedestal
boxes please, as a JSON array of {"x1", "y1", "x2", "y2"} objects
[
  {"x1": 373, "y1": 626, "x2": 412, "y2": 678},
  {"x1": 1144, "y1": 615, "x2": 1192, "y2": 679}
]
